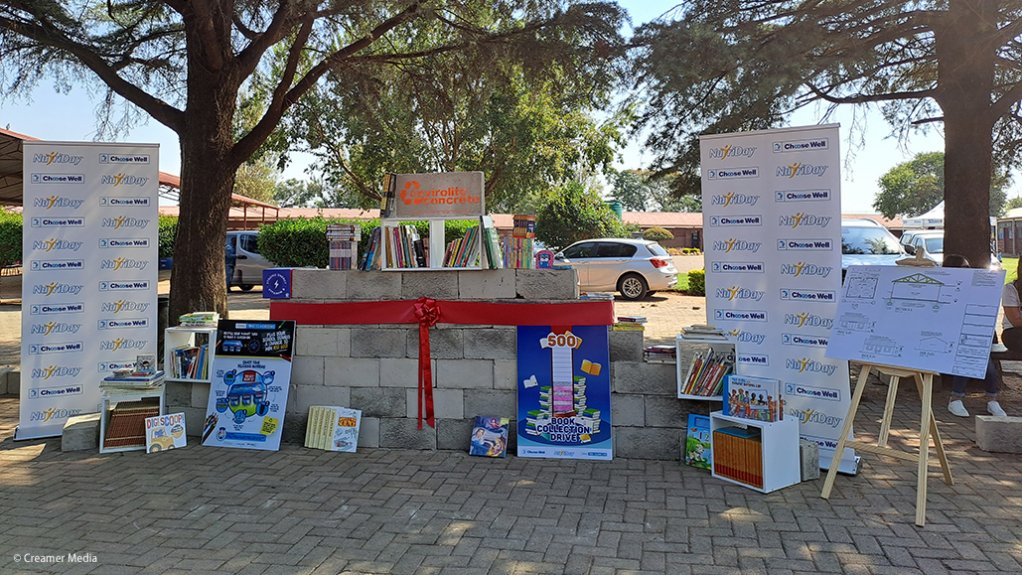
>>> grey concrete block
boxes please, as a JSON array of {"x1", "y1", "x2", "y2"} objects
[
  {"x1": 644, "y1": 396, "x2": 688, "y2": 428},
  {"x1": 515, "y1": 269, "x2": 579, "y2": 300},
  {"x1": 976, "y1": 415, "x2": 1022, "y2": 453},
  {"x1": 325, "y1": 357, "x2": 380, "y2": 387},
  {"x1": 293, "y1": 385, "x2": 351, "y2": 416},
  {"x1": 463, "y1": 327, "x2": 516, "y2": 359},
  {"x1": 4, "y1": 369, "x2": 19, "y2": 395},
  {"x1": 800, "y1": 439, "x2": 821, "y2": 481},
  {"x1": 380, "y1": 358, "x2": 424, "y2": 388},
  {"x1": 282, "y1": 413, "x2": 307, "y2": 445},
  {"x1": 358, "y1": 417, "x2": 380, "y2": 448},
  {"x1": 493, "y1": 360, "x2": 517, "y2": 390},
  {"x1": 463, "y1": 390, "x2": 516, "y2": 419},
  {"x1": 350, "y1": 387, "x2": 407, "y2": 418},
  {"x1": 285, "y1": 383, "x2": 300, "y2": 415},
  {"x1": 459, "y1": 269, "x2": 516, "y2": 299},
  {"x1": 351, "y1": 327, "x2": 407, "y2": 358},
  {"x1": 181, "y1": 406, "x2": 208, "y2": 438},
  {"x1": 437, "y1": 418, "x2": 475, "y2": 450},
  {"x1": 437, "y1": 359, "x2": 494, "y2": 388},
  {"x1": 296, "y1": 327, "x2": 350, "y2": 357},
  {"x1": 406, "y1": 388, "x2": 464, "y2": 419},
  {"x1": 345, "y1": 272, "x2": 402, "y2": 300},
  {"x1": 291, "y1": 356, "x2": 325, "y2": 387},
  {"x1": 407, "y1": 327, "x2": 463, "y2": 359},
  {"x1": 190, "y1": 382, "x2": 210, "y2": 409},
  {"x1": 292, "y1": 268, "x2": 346, "y2": 300},
  {"x1": 401, "y1": 271, "x2": 460, "y2": 299},
  {"x1": 611, "y1": 394, "x2": 645, "y2": 427},
  {"x1": 610, "y1": 330, "x2": 644, "y2": 362},
  {"x1": 613, "y1": 426, "x2": 681, "y2": 460},
  {"x1": 380, "y1": 417, "x2": 437, "y2": 449},
  {"x1": 612, "y1": 361, "x2": 676, "y2": 395},
  {"x1": 62, "y1": 413, "x2": 100, "y2": 452},
  {"x1": 165, "y1": 382, "x2": 191, "y2": 407}
]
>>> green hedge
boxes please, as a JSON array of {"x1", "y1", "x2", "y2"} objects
[
  {"x1": 687, "y1": 269, "x2": 705, "y2": 296},
  {"x1": 158, "y1": 215, "x2": 178, "y2": 259},
  {"x1": 642, "y1": 226, "x2": 674, "y2": 241},
  {"x1": 258, "y1": 217, "x2": 477, "y2": 268},
  {"x1": 0, "y1": 210, "x2": 21, "y2": 267}
]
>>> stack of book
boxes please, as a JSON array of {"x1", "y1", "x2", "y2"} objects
[
  {"x1": 480, "y1": 216, "x2": 503, "y2": 269},
  {"x1": 443, "y1": 226, "x2": 481, "y2": 267},
  {"x1": 102, "y1": 370, "x2": 165, "y2": 390},
  {"x1": 327, "y1": 224, "x2": 360, "y2": 270},
  {"x1": 385, "y1": 224, "x2": 428, "y2": 269},
  {"x1": 305, "y1": 406, "x2": 361, "y2": 452},
  {"x1": 104, "y1": 399, "x2": 161, "y2": 449},
  {"x1": 680, "y1": 348, "x2": 733, "y2": 397},
  {"x1": 643, "y1": 345, "x2": 676, "y2": 363},
  {"x1": 504, "y1": 213, "x2": 536, "y2": 269},
  {"x1": 712, "y1": 426, "x2": 763, "y2": 488},
  {"x1": 613, "y1": 316, "x2": 647, "y2": 332},
  {"x1": 171, "y1": 344, "x2": 209, "y2": 380},
  {"x1": 179, "y1": 312, "x2": 219, "y2": 327}
]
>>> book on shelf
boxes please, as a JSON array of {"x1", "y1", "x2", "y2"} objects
[
  {"x1": 713, "y1": 426, "x2": 763, "y2": 488},
  {"x1": 680, "y1": 348, "x2": 733, "y2": 397},
  {"x1": 304, "y1": 406, "x2": 362, "y2": 452},
  {"x1": 684, "y1": 414, "x2": 712, "y2": 470},
  {"x1": 443, "y1": 225, "x2": 481, "y2": 268},
  {"x1": 723, "y1": 375, "x2": 783, "y2": 422},
  {"x1": 480, "y1": 215, "x2": 504, "y2": 269},
  {"x1": 502, "y1": 236, "x2": 534, "y2": 269},
  {"x1": 171, "y1": 344, "x2": 209, "y2": 380},
  {"x1": 178, "y1": 311, "x2": 219, "y2": 327},
  {"x1": 327, "y1": 224, "x2": 360, "y2": 270},
  {"x1": 469, "y1": 416, "x2": 509, "y2": 458},
  {"x1": 380, "y1": 173, "x2": 397, "y2": 218}
]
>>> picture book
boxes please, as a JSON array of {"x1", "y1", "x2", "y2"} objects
[
  {"x1": 304, "y1": 406, "x2": 362, "y2": 452},
  {"x1": 724, "y1": 374, "x2": 783, "y2": 422},
  {"x1": 145, "y1": 412, "x2": 187, "y2": 453},
  {"x1": 135, "y1": 354, "x2": 157, "y2": 376},
  {"x1": 684, "y1": 413, "x2": 712, "y2": 470},
  {"x1": 469, "y1": 416, "x2": 510, "y2": 458}
]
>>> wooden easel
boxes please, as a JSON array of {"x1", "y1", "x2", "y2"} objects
[{"x1": 820, "y1": 362, "x2": 953, "y2": 527}]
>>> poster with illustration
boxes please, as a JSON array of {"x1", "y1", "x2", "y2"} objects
[
  {"x1": 145, "y1": 412, "x2": 187, "y2": 453},
  {"x1": 517, "y1": 325, "x2": 612, "y2": 460},
  {"x1": 202, "y1": 320, "x2": 295, "y2": 451}
]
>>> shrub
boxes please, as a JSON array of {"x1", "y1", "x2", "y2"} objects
[
  {"x1": 158, "y1": 215, "x2": 178, "y2": 259},
  {"x1": 642, "y1": 226, "x2": 674, "y2": 241},
  {"x1": 681, "y1": 247, "x2": 703, "y2": 255},
  {"x1": 667, "y1": 247, "x2": 684, "y2": 255},
  {"x1": 536, "y1": 181, "x2": 627, "y2": 250},
  {"x1": 0, "y1": 210, "x2": 21, "y2": 267},
  {"x1": 687, "y1": 269, "x2": 705, "y2": 296}
]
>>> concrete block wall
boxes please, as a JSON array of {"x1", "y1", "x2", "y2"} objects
[{"x1": 166, "y1": 269, "x2": 695, "y2": 459}]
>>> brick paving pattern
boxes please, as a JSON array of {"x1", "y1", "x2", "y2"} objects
[{"x1": 1, "y1": 376, "x2": 1021, "y2": 575}]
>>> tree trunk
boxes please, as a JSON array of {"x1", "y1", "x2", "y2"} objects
[{"x1": 938, "y1": 0, "x2": 998, "y2": 268}]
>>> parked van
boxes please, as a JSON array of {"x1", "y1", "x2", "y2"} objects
[{"x1": 226, "y1": 231, "x2": 272, "y2": 291}]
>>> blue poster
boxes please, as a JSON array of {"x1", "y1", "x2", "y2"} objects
[{"x1": 516, "y1": 325, "x2": 612, "y2": 460}]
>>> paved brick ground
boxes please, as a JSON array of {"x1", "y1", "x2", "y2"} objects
[{"x1": 1, "y1": 378, "x2": 1021, "y2": 575}]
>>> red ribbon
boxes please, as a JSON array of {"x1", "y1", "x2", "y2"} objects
[
  {"x1": 271, "y1": 298, "x2": 614, "y2": 429},
  {"x1": 413, "y1": 298, "x2": 440, "y2": 429}
]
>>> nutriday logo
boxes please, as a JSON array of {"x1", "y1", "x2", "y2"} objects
[
  {"x1": 715, "y1": 286, "x2": 766, "y2": 302},
  {"x1": 102, "y1": 300, "x2": 151, "y2": 314},
  {"x1": 102, "y1": 216, "x2": 151, "y2": 230},
  {"x1": 30, "y1": 321, "x2": 82, "y2": 336},
  {"x1": 31, "y1": 365, "x2": 83, "y2": 380},
  {"x1": 778, "y1": 213, "x2": 832, "y2": 229},
  {"x1": 32, "y1": 238, "x2": 84, "y2": 253},
  {"x1": 710, "y1": 191, "x2": 760, "y2": 207},
  {"x1": 727, "y1": 329, "x2": 767, "y2": 345},
  {"x1": 33, "y1": 196, "x2": 85, "y2": 210},
  {"x1": 776, "y1": 163, "x2": 828, "y2": 178},
  {"x1": 100, "y1": 337, "x2": 148, "y2": 351},
  {"x1": 780, "y1": 261, "x2": 833, "y2": 278},
  {"x1": 100, "y1": 173, "x2": 149, "y2": 187},
  {"x1": 101, "y1": 257, "x2": 149, "y2": 271},
  {"x1": 32, "y1": 152, "x2": 84, "y2": 165},
  {"x1": 32, "y1": 282, "x2": 84, "y2": 296},
  {"x1": 785, "y1": 357, "x2": 838, "y2": 376},
  {"x1": 708, "y1": 144, "x2": 757, "y2": 160},
  {"x1": 712, "y1": 238, "x2": 763, "y2": 254},
  {"x1": 784, "y1": 312, "x2": 834, "y2": 330}
]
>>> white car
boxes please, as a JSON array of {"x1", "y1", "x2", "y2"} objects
[
  {"x1": 226, "y1": 230, "x2": 273, "y2": 291},
  {"x1": 555, "y1": 238, "x2": 678, "y2": 300},
  {"x1": 907, "y1": 230, "x2": 1002, "y2": 270}
]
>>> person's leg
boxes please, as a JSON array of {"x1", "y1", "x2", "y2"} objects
[
  {"x1": 984, "y1": 358, "x2": 1008, "y2": 416},
  {"x1": 947, "y1": 374, "x2": 969, "y2": 417}
]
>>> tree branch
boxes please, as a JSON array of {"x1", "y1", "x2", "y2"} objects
[
  {"x1": 805, "y1": 82, "x2": 935, "y2": 104},
  {"x1": 186, "y1": 0, "x2": 226, "y2": 71},
  {"x1": 235, "y1": 1, "x2": 298, "y2": 78}
]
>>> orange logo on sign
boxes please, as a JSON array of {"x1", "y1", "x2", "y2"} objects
[{"x1": 400, "y1": 180, "x2": 480, "y2": 206}]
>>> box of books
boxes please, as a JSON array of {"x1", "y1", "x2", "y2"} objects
[
  {"x1": 684, "y1": 413, "x2": 712, "y2": 470},
  {"x1": 724, "y1": 374, "x2": 782, "y2": 422},
  {"x1": 469, "y1": 416, "x2": 509, "y2": 458},
  {"x1": 304, "y1": 406, "x2": 362, "y2": 452}
]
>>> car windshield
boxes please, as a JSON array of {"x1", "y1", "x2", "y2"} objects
[{"x1": 842, "y1": 226, "x2": 903, "y2": 255}]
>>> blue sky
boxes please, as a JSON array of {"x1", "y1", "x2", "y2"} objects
[{"x1": 0, "y1": 1, "x2": 977, "y2": 213}]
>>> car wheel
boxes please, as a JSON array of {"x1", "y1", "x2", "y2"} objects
[
  {"x1": 240, "y1": 284, "x2": 254, "y2": 292},
  {"x1": 618, "y1": 273, "x2": 649, "y2": 301}
]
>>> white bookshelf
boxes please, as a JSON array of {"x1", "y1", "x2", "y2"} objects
[
  {"x1": 164, "y1": 326, "x2": 217, "y2": 384},
  {"x1": 709, "y1": 411, "x2": 800, "y2": 493},
  {"x1": 379, "y1": 218, "x2": 483, "y2": 271},
  {"x1": 676, "y1": 333, "x2": 732, "y2": 401}
]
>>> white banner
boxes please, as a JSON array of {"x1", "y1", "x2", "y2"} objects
[
  {"x1": 19, "y1": 142, "x2": 159, "y2": 439},
  {"x1": 700, "y1": 125, "x2": 857, "y2": 474}
]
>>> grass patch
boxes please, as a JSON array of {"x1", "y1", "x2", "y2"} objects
[
  {"x1": 1004, "y1": 257, "x2": 1017, "y2": 283},
  {"x1": 672, "y1": 273, "x2": 690, "y2": 293}
]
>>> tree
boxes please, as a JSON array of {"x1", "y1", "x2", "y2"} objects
[
  {"x1": 234, "y1": 159, "x2": 278, "y2": 204},
  {"x1": 874, "y1": 152, "x2": 1009, "y2": 218},
  {"x1": 632, "y1": 1, "x2": 1022, "y2": 268},
  {"x1": 535, "y1": 180, "x2": 626, "y2": 250},
  {"x1": 0, "y1": 1, "x2": 624, "y2": 319},
  {"x1": 274, "y1": 10, "x2": 627, "y2": 214},
  {"x1": 1005, "y1": 196, "x2": 1022, "y2": 212},
  {"x1": 609, "y1": 169, "x2": 701, "y2": 212}
]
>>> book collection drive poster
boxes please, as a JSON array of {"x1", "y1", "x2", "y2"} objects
[
  {"x1": 19, "y1": 141, "x2": 159, "y2": 440},
  {"x1": 203, "y1": 320, "x2": 296, "y2": 451},
  {"x1": 516, "y1": 325, "x2": 612, "y2": 460}
]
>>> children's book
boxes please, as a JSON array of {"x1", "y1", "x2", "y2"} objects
[
  {"x1": 305, "y1": 406, "x2": 362, "y2": 452},
  {"x1": 684, "y1": 413, "x2": 712, "y2": 470},
  {"x1": 135, "y1": 354, "x2": 157, "y2": 376},
  {"x1": 145, "y1": 412, "x2": 187, "y2": 453},
  {"x1": 469, "y1": 416, "x2": 510, "y2": 458},
  {"x1": 724, "y1": 374, "x2": 783, "y2": 422}
]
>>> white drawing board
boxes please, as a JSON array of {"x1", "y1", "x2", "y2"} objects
[{"x1": 826, "y1": 265, "x2": 1005, "y2": 378}]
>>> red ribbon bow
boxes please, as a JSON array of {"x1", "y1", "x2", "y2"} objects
[{"x1": 413, "y1": 298, "x2": 440, "y2": 428}]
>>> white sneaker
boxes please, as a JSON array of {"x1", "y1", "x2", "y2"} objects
[
  {"x1": 948, "y1": 400, "x2": 969, "y2": 417},
  {"x1": 987, "y1": 401, "x2": 1007, "y2": 417}
]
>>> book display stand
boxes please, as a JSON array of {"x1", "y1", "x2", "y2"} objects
[
  {"x1": 820, "y1": 362, "x2": 952, "y2": 527},
  {"x1": 710, "y1": 411, "x2": 800, "y2": 493},
  {"x1": 99, "y1": 373, "x2": 165, "y2": 454}
]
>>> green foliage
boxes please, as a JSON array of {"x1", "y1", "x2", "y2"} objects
[
  {"x1": 1005, "y1": 197, "x2": 1022, "y2": 213},
  {"x1": 158, "y1": 215, "x2": 178, "y2": 259},
  {"x1": 1005, "y1": 257, "x2": 1019, "y2": 285},
  {"x1": 642, "y1": 226, "x2": 674, "y2": 241},
  {"x1": 682, "y1": 247, "x2": 701, "y2": 255},
  {"x1": 535, "y1": 181, "x2": 627, "y2": 250},
  {"x1": 873, "y1": 152, "x2": 1008, "y2": 218},
  {"x1": 0, "y1": 210, "x2": 22, "y2": 267},
  {"x1": 686, "y1": 269, "x2": 705, "y2": 296}
]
